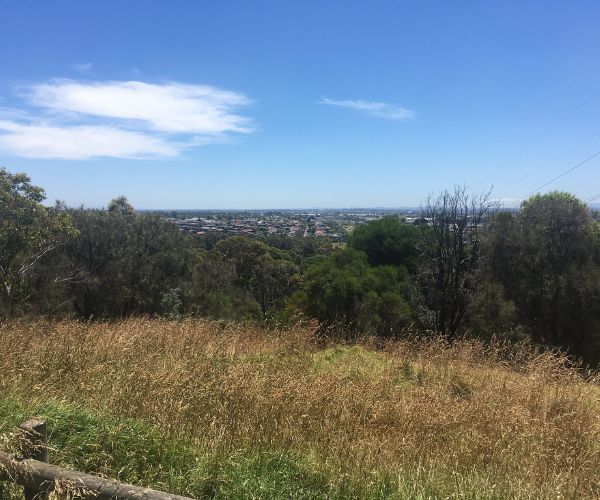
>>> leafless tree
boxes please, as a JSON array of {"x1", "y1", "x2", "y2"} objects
[{"x1": 420, "y1": 186, "x2": 498, "y2": 337}]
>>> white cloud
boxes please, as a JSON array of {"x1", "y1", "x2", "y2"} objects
[
  {"x1": 0, "y1": 79, "x2": 253, "y2": 160},
  {"x1": 0, "y1": 120, "x2": 178, "y2": 160},
  {"x1": 319, "y1": 97, "x2": 414, "y2": 120},
  {"x1": 26, "y1": 80, "x2": 253, "y2": 135}
]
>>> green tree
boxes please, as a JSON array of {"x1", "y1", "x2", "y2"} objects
[
  {"x1": 160, "y1": 287, "x2": 183, "y2": 318},
  {"x1": 477, "y1": 192, "x2": 600, "y2": 363},
  {"x1": 302, "y1": 248, "x2": 412, "y2": 337},
  {"x1": 517, "y1": 192, "x2": 599, "y2": 357},
  {"x1": 466, "y1": 211, "x2": 520, "y2": 337},
  {"x1": 63, "y1": 206, "x2": 195, "y2": 317},
  {"x1": 0, "y1": 168, "x2": 77, "y2": 317},
  {"x1": 349, "y1": 216, "x2": 421, "y2": 271},
  {"x1": 189, "y1": 250, "x2": 259, "y2": 320},
  {"x1": 214, "y1": 236, "x2": 300, "y2": 317},
  {"x1": 107, "y1": 195, "x2": 135, "y2": 215}
]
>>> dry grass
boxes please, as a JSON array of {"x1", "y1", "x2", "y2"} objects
[{"x1": 1, "y1": 318, "x2": 599, "y2": 498}]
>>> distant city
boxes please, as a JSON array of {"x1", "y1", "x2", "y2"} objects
[
  {"x1": 149, "y1": 208, "x2": 423, "y2": 241},
  {"x1": 146, "y1": 204, "x2": 597, "y2": 241}
]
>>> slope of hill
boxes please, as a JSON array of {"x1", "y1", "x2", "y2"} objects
[{"x1": 1, "y1": 319, "x2": 599, "y2": 498}]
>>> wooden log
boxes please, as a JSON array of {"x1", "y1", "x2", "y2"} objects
[
  {"x1": 19, "y1": 418, "x2": 48, "y2": 500},
  {"x1": 19, "y1": 419, "x2": 48, "y2": 463},
  {"x1": 0, "y1": 450, "x2": 193, "y2": 500}
]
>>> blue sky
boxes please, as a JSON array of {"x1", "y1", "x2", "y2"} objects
[{"x1": 1, "y1": 1, "x2": 600, "y2": 209}]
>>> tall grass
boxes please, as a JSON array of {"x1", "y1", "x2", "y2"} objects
[{"x1": 0, "y1": 318, "x2": 599, "y2": 498}]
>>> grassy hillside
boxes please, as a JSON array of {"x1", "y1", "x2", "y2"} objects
[{"x1": 0, "y1": 318, "x2": 599, "y2": 498}]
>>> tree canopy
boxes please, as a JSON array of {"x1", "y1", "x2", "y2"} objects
[
  {"x1": 475, "y1": 191, "x2": 600, "y2": 362},
  {"x1": 4, "y1": 168, "x2": 600, "y2": 365},
  {"x1": 302, "y1": 248, "x2": 412, "y2": 336},
  {"x1": 349, "y1": 216, "x2": 420, "y2": 270},
  {"x1": 0, "y1": 168, "x2": 77, "y2": 317}
]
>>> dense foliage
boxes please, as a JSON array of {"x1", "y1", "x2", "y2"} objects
[
  {"x1": 475, "y1": 192, "x2": 600, "y2": 362},
  {"x1": 2, "y1": 168, "x2": 600, "y2": 364},
  {"x1": 0, "y1": 169, "x2": 77, "y2": 317},
  {"x1": 302, "y1": 248, "x2": 412, "y2": 336},
  {"x1": 348, "y1": 216, "x2": 420, "y2": 270}
]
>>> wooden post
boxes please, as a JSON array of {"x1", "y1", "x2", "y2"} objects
[
  {"x1": 0, "y1": 450, "x2": 194, "y2": 499},
  {"x1": 0, "y1": 417, "x2": 193, "y2": 499},
  {"x1": 19, "y1": 418, "x2": 48, "y2": 500}
]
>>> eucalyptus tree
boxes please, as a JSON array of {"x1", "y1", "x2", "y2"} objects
[{"x1": 0, "y1": 168, "x2": 77, "y2": 317}]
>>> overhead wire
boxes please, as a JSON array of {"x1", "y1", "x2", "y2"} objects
[
  {"x1": 498, "y1": 128, "x2": 600, "y2": 196},
  {"x1": 477, "y1": 88, "x2": 600, "y2": 185},
  {"x1": 585, "y1": 193, "x2": 600, "y2": 203},
  {"x1": 524, "y1": 149, "x2": 600, "y2": 197}
]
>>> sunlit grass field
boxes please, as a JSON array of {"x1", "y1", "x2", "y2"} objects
[{"x1": 1, "y1": 318, "x2": 599, "y2": 498}]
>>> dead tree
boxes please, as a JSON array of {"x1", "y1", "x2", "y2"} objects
[{"x1": 420, "y1": 186, "x2": 498, "y2": 337}]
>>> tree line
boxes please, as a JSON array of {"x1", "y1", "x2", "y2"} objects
[{"x1": 2, "y1": 168, "x2": 600, "y2": 364}]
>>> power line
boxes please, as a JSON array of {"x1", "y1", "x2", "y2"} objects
[
  {"x1": 585, "y1": 193, "x2": 600, "y2": 203},
  {"x1": 477, "y1": 88, "x2": 600, "y2": 185},
  {"x1": 525, "y1": 149, "x2": 600, "y2": 197},
  {"x1": 498, "y1": 128, "x2": 600, "y2": 196}
]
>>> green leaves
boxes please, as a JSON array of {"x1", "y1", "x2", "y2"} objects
[
  {"x1": 303, "y1": 248, "x2": 412, "y2": 337},
  {"x1": 475, "y1": 192, "x2": 600, "y2": 363},
  {"x1": 214, "y1": 236, "x2": 301, "y2": 317},
  {"x1": 64, "y1": 209, "x2": 195, "y2": 318},
  {"x1": 349, "y1": 216, "x2": 421, "y2": 271},
  {"x1": 0, "y1": 168, "x2": 78, "y2": 317}
]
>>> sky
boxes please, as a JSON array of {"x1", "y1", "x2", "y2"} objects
[{"x1": 1, "y1": 1, "x2": 600, "y2": 209}]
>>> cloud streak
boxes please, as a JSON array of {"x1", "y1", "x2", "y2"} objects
[
  {"x1": 0, "y1": 120, "x2": 178, "y2": 160},
  {"x1": 319, "y1": 97, "x2": 414, "y2": 120},
  {"x1": 72, "y1": 62, "x2": 93, "y2": 73},
  {"x1": 0, "y1": 79, "x2": 254, "y2": 160}
]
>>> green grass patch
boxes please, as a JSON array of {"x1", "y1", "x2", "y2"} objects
[
  {"x1": 0, "y1": 397, "x2": 370, "y2": 499},
  {"x1": 0, "y1": 396, "x2": 554, "y2": 499}
]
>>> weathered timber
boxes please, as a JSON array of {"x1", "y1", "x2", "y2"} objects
[
  {"x1": 19, "y1": 418, "x2": 49, "y2": 499},
  {"x1": 19, "y1": 419, "x2": 48, "y2": 463},
  {"x1": 0, "y1": 451, "x2": 193, "y2": 500}
]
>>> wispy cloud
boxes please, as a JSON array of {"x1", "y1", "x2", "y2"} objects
[
  {"x1": 0, "y1": 79, "x2": 254, "y2": 160},
  {"x1": 319, "y1": 97, "x2": 414, "y2": 120},
  {"x1": 72, "y1": 62, "x2": 93, "y2": 73}
]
